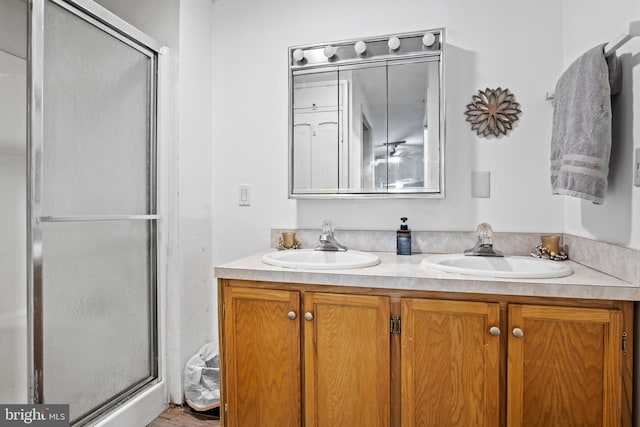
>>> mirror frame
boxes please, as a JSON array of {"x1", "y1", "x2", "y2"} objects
[{"x1": 288, "y1": 28, "x2": 446, "y2": 199}]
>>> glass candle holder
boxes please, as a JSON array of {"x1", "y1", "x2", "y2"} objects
[
  {"x1": 540, "y1": 235, "x2": 560, "y2": 254},
  {"x1": 282, "y1": 232, "x2": 296, "y2": 249}
]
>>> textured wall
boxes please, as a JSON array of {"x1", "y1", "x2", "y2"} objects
[{"x1": 211, "y1": 0, "x2": 567, "y2": 270}]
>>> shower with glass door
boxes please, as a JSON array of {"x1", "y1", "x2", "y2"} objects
[{"x1": 0, "y1": 0, "x2": 163, "y2": 424}]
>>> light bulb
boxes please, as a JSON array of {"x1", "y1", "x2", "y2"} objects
[
  {"x1": 422, "y1": 33, "x2": 436, "y2": 47},
  {"x1": 292, "y1": 48, "x2": 305, "y2": 62},
  {"x1": 323, "y1": 45, "x2": 336, "y2": 58},
  {"x1": 354, "y1": 40, "x2": 367, "y2": 54},
  {"x1": 388, "y1": 36, "x2": 400, "y2": 50}
]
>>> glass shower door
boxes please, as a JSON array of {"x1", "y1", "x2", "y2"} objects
[{"x1": 28, "y1": 0, "x2": 161, "y2": 424}]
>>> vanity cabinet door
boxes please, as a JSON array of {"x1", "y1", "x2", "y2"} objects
[
  {"x1": 222, "y1": 287, "x2": 301, "y2": 427},
  {"x1": 400, "y1": 298, "x2": 501, "y2": 427},
  {"x1": 303, "y1": 292, "x2": 391, "y2": 427},
  {"x1": 507, "y1": 304, "x2": 622, "y2": 427}
]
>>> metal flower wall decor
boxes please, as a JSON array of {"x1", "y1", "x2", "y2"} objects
[{"x1": 464, "y1": 87, "x2": 521, "y2": 137}]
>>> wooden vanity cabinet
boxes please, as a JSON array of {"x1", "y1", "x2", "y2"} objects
[
  {"x1": 303, "y1": 292, "x2": 390, "y2": 427},
  {"x1": 400, "y1": 298, "x2": 501, "y2": 427},
  {"x1": 219, "y1": 280, "x2": 633, "y2": 427},
  {"x1": 222, "y1": 286, "x2": 301, "y2": 427},
  {"x1": 506, "y1": 304, "x2": 624, "y2": 427},
  {"x1": 401, "y1": 299, "x2": 629, "y2": 427},
  {"x1": 221, "y1": 282, "x2": 390, "y2": 427}
]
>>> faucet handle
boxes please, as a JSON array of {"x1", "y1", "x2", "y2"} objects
[
  {"x1": 321, "y1": 220, "x2": 334, "y2": 234},
  {"x1": 476, "y1": 222, "x2": 493, "y2": 239}
]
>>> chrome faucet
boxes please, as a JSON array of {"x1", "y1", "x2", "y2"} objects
[
  {"x1": 464, "y1": 222, "x2": 503, "y2": 257},
  {"x1": 315, "y1": 220, "x2": 347, "y2": 252}
]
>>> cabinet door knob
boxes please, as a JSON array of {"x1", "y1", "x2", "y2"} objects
[
  {"x1": 512, "y1": 327, "x2": 524, "y2": 338},
  {"x1": 489, "y1": 326, "x2": 501, "y2": 336},
  {"x1": 287, "y1": 311, "x2": 297, "y2": 320},
  {"x1": 304, "y1": 312, "x2": 314, "y2": 321}
]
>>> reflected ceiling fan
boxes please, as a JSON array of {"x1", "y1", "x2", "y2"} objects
[{"x1": 381, "y1": 140, "x2": 406, "y2": 156}]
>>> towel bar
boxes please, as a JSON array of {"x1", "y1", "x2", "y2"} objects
[
  {"x1": 604, "y1": 20, "x2": 640, "y2": 57},
  {"x1": 546, "y1": 20, "x2": 639, "y2": 100}
]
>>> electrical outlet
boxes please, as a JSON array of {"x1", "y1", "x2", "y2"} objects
[{"x1": 635, "y1": 148, "x2": 640, "y2": 187}]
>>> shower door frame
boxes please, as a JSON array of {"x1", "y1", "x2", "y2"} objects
[{"x1": 27, "y1": 0, "x2": 168, "y2": 424}]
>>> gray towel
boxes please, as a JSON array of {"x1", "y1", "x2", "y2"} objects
[{"x1": 550, "y1": 43, "x2": 621, "y2": 204}]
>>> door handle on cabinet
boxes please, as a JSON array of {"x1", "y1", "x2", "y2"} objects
[
  {"x1": 489, "y1": 326, "x2": 501, "y2": 336},
  {"x1": 287, "y1": 311, "x2": 297, "y2": 320},
  {"x1": 512, "y1": 327, "x2": 524, "y2": 338},
  {"x1": 304, "y1": 312, "x2": 314, "y2": 321}
]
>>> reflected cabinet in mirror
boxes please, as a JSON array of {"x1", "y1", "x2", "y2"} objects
[{"x1": 288, "y1": 29, "x2": 445, "y2": 198}]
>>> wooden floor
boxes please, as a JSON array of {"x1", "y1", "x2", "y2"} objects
[{"x1": 147, "y1": 405, "x2": 220, "y2": 427}]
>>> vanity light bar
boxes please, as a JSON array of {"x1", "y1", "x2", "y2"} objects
[{"x1": 290, "y1": 29, "x2": 443, "y2": 69}]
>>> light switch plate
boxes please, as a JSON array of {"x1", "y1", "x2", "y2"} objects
[
  {"x1": 471, "y1": 171, "x2": 490, "y2": 198},
  {"x1": 239, "y1": 185, "x2": 251, "y2": 206}
]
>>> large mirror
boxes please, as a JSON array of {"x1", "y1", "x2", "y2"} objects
[{"x1": 288, "y1": 29, "x2": 445, "y2": 198}]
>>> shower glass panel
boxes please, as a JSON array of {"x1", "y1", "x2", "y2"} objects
[
  {"x1": 41, "y1": 2, "x2": 150, "y2": 216},
  {"x1": 30, "y1": 0, "x2": 159, "y2": 424},
  {"x1": 41, "y1": 221, "x2": 153, "y2": 420},
  {"x1": 0, "y1": 0, "x2": 28, "y2": 404}
]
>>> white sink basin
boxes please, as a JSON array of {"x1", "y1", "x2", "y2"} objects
[
  {"x1": 421, "y1": 254, "x2": 572, "y2": 279},
  {"x1": 262, "y1": 249, "x2": 380, "y2": 270}
]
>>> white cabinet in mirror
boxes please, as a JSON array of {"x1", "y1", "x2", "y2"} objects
[{"x1": 288, "y1": 29, "x2": 445, "y2": 199}]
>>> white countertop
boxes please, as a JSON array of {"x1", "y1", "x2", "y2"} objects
[{"x1": 215, "y1": 250, "x2": 640, "y2": 301}]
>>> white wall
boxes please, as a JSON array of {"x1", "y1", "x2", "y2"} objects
[
  {"x1": 177, "y1": 0, "x2": 215, "y2": 402},
  {"x1": 94, "y1": 0, "x2": 180, "y2": 49},
  {"x1": 561, "y1": 0, "x2": 640, "y2": 249},
  {"x1": 211, "y1": 0, "x2": 566, "y2": 265}
]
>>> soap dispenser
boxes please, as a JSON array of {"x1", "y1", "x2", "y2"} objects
[{"x1": 397, "y1": 217, "x2": 411, "y2": 255}]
